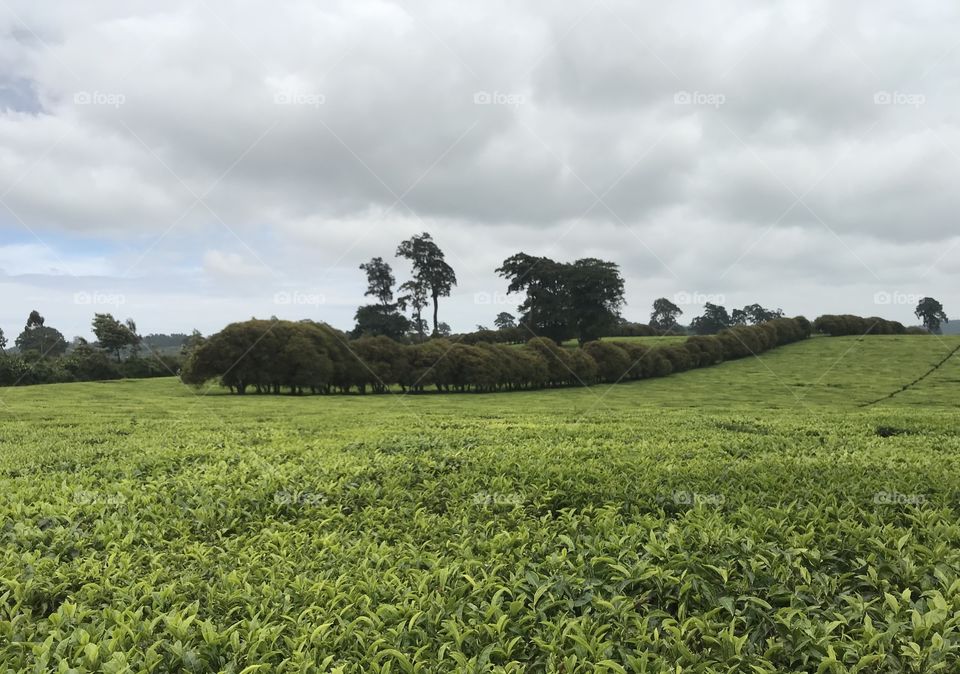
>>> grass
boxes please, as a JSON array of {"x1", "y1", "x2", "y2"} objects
[
  {"x1": 0, "y1": 336, "x2": 959, "y2": 672},
  {"x1": 559, "y1": 335, "x2": 689, "y2": 348}
]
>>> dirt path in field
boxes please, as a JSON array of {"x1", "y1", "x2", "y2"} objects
[{"x1": 860, "y1": 341, "x2": 960, "y2": 407}]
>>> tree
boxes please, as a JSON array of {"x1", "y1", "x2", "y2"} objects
[
  {"x1": 397, "y1": 232, "x2": 457, "y2": 336},
  {"x1": 496, "y1": 254, "x2": 625, "y2": 344},
  {"x1": 359, "y1": 257, "x2": 396, "y2": 306},
  {"x1": 650, "y1": 298, "x2": 683, "y2": 331},
  {"x1": 92, "y1": 313, "x2": 141, "y2": 362},
  {"x1": 0, "y1": 328, "x2": 6, "y2": 354},
  {"x1": 690, "y1": 303, "x2": 731, "y2": 335},
  {"x1": 397, "y1": 279, "x2": 429, "y2": 341},
  {"x1": 352, "y1": 304, "x2": 410, "y2": 341},
  {"x1": 566, "y1": 258, "x2": 626, "y2": 344},
  {"x1": 915, "y1": 297, "x2": 948, "y2": 334},
  {"x1": 732, "y1": 303, "x2": 784, "y2": 326},
  {"x1": 497, "y1": 253, "x2": 569, "y2": 342},
  {"x1": 436, "y1": 322, "x2": 452, "y2": 337},
  {"x1": 355, "y1": 257, "x2": 409, "y2": 340},
  {"x1": 15, "y1": 310, "x2": 67, "y2": 357},
  {"x1": 494, "y1": 312, "x2": 516, "y2": 330}
]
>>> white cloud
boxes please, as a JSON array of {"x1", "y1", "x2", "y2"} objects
[{"x1": 0, "y1": 0, "x2": 958, "y2": 336}]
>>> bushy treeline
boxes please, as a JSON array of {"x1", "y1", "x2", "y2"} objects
[
  {"x1": 452, "y1": 321, "x2": 679, "y2": 346},
  {"x1": 182, "y1": 317, "x2": 812, "y2": 395},
  {"x1": 813, "y1": 314, "x2": 928, "y2": 336},
  {"x1": 0, "y1": 347, "x2": 181, "y2": 387}
]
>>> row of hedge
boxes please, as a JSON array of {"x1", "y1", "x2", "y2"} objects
[
  {"x1": 0, "y1": 348, "x2": 181, "y2": 387},
  {"x1": 812, "y1": 314, "x2": 928, "y2": 336},
  {"x1": 181, "y1": 317, "x2": 813, "y2": 394},
  {"x1": 454, "y1": 321, "x2": 681, "y2": 345}
]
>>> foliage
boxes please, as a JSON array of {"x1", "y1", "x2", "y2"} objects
[
  {"x1": 1, "y1": 348, "x2": 960, "y2": 672},
  {"x1": 814, "y1": 314, "x2": 909, "y2": 336},
  {"x1": 397, "y1": 232, "x2": 457, "y2": 336},
  {"x1": 691, "y1": 303, "x2": 732, "y2": 335},
  {"x1": 650, "y1": 297, "x2": 683, "y2": 331},
  {"x1": 359, "y1": 256, "x2": 397, "y2": 306},
  {"x1": 352, "y1": 304, "x2": 411, "y2": 341},
  {"x1": 91, "y1": 313, "x2": 141, "y2": 361},
  {"x1": 915, "y1": 297, "x2": 949, "y2": 334},
  {"x1": 182, "y1": 317, "x2": 812, "y2": 394},
  {"x1": 496, "y1": 254, "x2": 626, "y2": 344},
  {"x1": 14, "y1": 310, "x2": 67, "y2": 357}
]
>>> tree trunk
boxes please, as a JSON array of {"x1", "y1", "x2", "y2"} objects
[{"x1": 432, "y1": 293, "x2": 439, "y2": 335}]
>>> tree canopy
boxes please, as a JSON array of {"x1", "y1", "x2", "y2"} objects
[
  {"x1": 914, "y1": 297, "x2": 948, "y2": 334},
  {"x1": 496, "y1": 254, "x2": 625, "y2": 344}
]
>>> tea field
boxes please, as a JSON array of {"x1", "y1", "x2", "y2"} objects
[{"x1": 1, "y1": 336, "x2": 959, "y2": 672}]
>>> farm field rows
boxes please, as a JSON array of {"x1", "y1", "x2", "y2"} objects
[{"x1": 0, "y1": 336, "x2": 959, "y2": 672}]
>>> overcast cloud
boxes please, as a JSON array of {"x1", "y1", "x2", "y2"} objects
[{"x1": 1, "y1": 1, "x2": 958, "y2": 339}]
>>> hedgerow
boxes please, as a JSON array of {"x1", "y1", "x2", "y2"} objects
[{"x1": 182, "y1": 317, "x2": 813, "y2": 394}]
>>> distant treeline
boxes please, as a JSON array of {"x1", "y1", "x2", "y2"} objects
[
  {"x1": 0, "y1": 348, "x2": 181, "y2": 387},
  {"x1": 813, "y1": 315, "x2": 929, "y2": 336},
  {"x1": 181, "y1": 317, "x2": 813, "y2": 395},
  {"x1": 452, "y1": 321, "x2": 677, "y2": 346}
]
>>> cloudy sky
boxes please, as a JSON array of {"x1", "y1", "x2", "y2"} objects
[{"x1": 1, "y1": 1, "x2": 958, "y2": 340}]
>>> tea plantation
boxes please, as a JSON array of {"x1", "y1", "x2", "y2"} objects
[{"x1": 1, "y1": 336, "x2": 959, "y2": 672}]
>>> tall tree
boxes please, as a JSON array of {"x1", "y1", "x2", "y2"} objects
[
  {"x1": 0, "y1": 327, "x2": 6, "y2": 354},
  {"x1": 397, "y1": 279, "x2": 429, "y2": 341},
  {"x1": 352, "y1": 305, "x2": 410, "y2": 341},
  {"x1": 92, "y1": 313, "x2": 141, "y2": 361},
  {"x1": 396, "y1": 233, "x2": 457, "y2": 336},
  {"x1": 690, "y1": 303, "x2": 731, "y2": 335},
  {"x1": 732, "y1": 303, "x2": 783, "y2": 325},
  {"x1": 496, "y1": 253, "x2": 570, "y2": 342},
  {"x1": 15, "y1": 310, "x2": 67, "y2": 357},
  {"x1": 915, "y1": 297, "x2": 948, "y2": 334},
  {"x1": 355, "y1": 256, "x2": 408, "y2": 339},
  {"x1": 496, "y1": 254, "x2": 625, "y2": 344},
  {"x1": 493, "y1": 312, "x2": 516, "y2": 330},
  {"x1": 566, "y1": 258, "x2": 626, "y2": 344},
  {"x1": 650, "y1": 298, "x2": 683, "y2": 331},
  {"x1": 359, "y1": 257, "x2": 396, "y2": 306}
]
